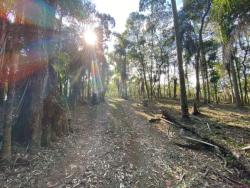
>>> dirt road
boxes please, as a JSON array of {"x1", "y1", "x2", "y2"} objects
[{"x1": 1, "y1": 99, "x2": 241, "y2": 187}]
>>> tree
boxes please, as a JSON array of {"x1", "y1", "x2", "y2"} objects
[
  {"x1": 170, "y1": 0, "x2": 189, "y2": 119},
  {"x1": 125, "y1": 12, "x2": 150, "y2": 99},
  {"x1": 113, "y1": 33, "x2": 129, "y2": 99},
  {"x1": 212, "y1": 0, "x2": 250, "y2": 107}
]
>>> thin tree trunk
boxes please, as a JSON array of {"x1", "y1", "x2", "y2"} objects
[
  {"x1": 205, "y1": 67, "x2": 211, "y2": 103},
  {"x1": 121, "y1": 56, "x2": 127, "y2": 99},
  {"x1": 171, "y1": 0, "x2": 189, "y2": 119},
  {"x1": 230, "y1": 55, "x2": 242, "y2": 107},
  {"x1": 235, "y1": 58, "x2": 244, "y2": 104},
  {"x1": 214, "y1": 83, "x2": 218, "y2": 104},
  {"x1": 185, "y1": 59, "x2": 190, "y2": 97},
  {"x1": 173, "y1": 77, "x2": 177, "y2": 99},
  {"x1": 243, "y1": 64, "x2": 249, "y2": 104},
  {"x1": 0, "y1": 19, "x2": 7, "y2": 106},
  {"x1": 194, "y1": 0, "x2": 211, "y2": 111},
  {"x1": 167, "y1": 63, "x2": 171, "y2": 98},
  {"x1": 193, "y1": 55, "x2": 200, "y2": 115},
  {"x1": 241, "y1": 48, "x2": 249, "y2": 104},
  {"x1": 87, "y1": 70, "x2": 91, "y2": 99},
  {"x1": 194, "y1": 55, "x2": 200, "y2": 102},
  {"x1": 142, "y1": 62, "x2": 150, "y2": 99}
]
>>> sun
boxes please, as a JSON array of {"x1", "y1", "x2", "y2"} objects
[{"x1": 84, "y1": 30, "x2": 97, "y2": 45}]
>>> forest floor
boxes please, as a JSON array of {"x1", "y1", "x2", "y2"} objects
[{"x1": 1, "y1": 98, "x2": 250, "y2": 188}]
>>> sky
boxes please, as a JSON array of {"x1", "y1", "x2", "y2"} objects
[
  {"x1": 93, "y1": 0, "x2": 139, "y2": 33},
  {"x1": 93, "y1": 0, "x2": 182, "y2": 33}
]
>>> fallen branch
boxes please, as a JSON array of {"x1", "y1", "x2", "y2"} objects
[
  {"x1": 211, "y1": 169, "x2": 247, "y2": 187},
  {"x1": 160, "y1": 117, "x2": 175, "y2": 125},
  {"x1": 148, "y1": 118, "x2": 161, "y2": 123},
  {"x1": 181, "y1": 136, "x2": 219, "y2": 151},
  {"x1": 161, "y1": 108, "x2": 250, "y2": 177},
  {"x1": 240, "y1": 145, "x2": 250, "y2": 151}
]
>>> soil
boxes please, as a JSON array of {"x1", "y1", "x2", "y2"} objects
[{"x1": 0, "y1": 98, "x2": 248, "y2": 188}]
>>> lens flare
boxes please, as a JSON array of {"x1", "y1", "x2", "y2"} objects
[{"x1": 84, "y1": 30, "x2": 97, "y2": 45}]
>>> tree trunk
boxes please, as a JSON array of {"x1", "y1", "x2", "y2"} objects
[
  {"x1": 243, "y1": 65, "x2": 249, "y2": 104},
  {"x1": 121, "y1": 57, "x2": 127, "y2": 99},
  {"x1": 140, "y1": 57, "x2": 150, "y2": 99},
  {"x1": 185, "y1": 59, "x2": 190, "y2": 97},
  {"x1": 201, "y1": 64, "x2": 208, "y2": 104},
  {"x1": 235, "y1": 58, "x2": 244, "y2": 104},
  {"x1": 0, "y1": 19, "x2": 8, "y2": 106},
  {"x1": 226, "y1": 64, "x2": 234, "y2": 103},
  {"x1": 206, "y1": 67, "x2": 211, "y2": 103},
  {"x1": 87, "y1": 70, "x2": 91, "y2": 99},
  {"x1": 173, "y1": 77, "x2": 177, "y2": 99},
  {"x1": 194, "y1": 0, "x2": 211, "y2": 111},
  {"x1": 229, "y1": 55, "x2": 242, "y2": 107},
  {"x1": 241, "y1": 48, "x2": 249, "y2": 104},
  {"x1": 171, "y1": 0, "x2": 189, "y2": 119},
  {"x1": 214, "y1": 83, "x2": 218, "y2": 104},
  {"x1": 1, "y1": 82, "x2": 15, "y2": 161},
  {"x1": 1, "y1": 35, "x2": 19, "y2": 161},
  {"x1": 29, "y1": 0, "x2": 56, "y2": 149},
  {"x1": 167, "y1": 63, "x2": 171, "y2": 98},
  {"x1": 194, "y1": 54, "x2": 200, "y2": 102},
  {"x1": 157, "y1": 65, "x2": 162, "y2": 99},
  {"x1": 0, "y1": 83, "x2": 4, "y2": 106}
]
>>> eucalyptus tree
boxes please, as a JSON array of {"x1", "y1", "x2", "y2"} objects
[
  {"x1": 94, "y1": 13, "x2": 115, "y2": 102},
  {"x1": 0, "y1": 0, "x2": 97, "y2": 161},
  {"x1": 212, "y1": 0, "x2": 250, "y2": 107},
  {"x1": 238, "y1": 32, "x2": 250, "y2": 104},
  {"x1": 55, "y1": 0, "x2": 96, "y2": 99},
  {"x1": 125, "y1": 12, "x2": 150, "y2": 99},
  {"x1": 139, "y1": 0, "x2": 167, "y2": 98},
  {"x1": 170, "y1": 0, "x2": 189, "y2": 119},
  {"x1": 113, "y1": 32, "x2": 129, "y2": 99},
  {"x1": 203, "y1": 40, "x2": 220, "y2": 103},
  {"x1": 182, "y1": 0, "x2": 212, "y2": 116}
]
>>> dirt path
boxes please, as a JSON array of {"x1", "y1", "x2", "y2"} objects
[{"x1": 1, "y1": 98, "x2": 243, "y2": 187}]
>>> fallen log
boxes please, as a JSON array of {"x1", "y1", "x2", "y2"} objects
[
  {"x1": 161, "y1": 109, "x2": 197, "y2": 134},
  {"x1": 161, "y1": 108, "x2": 250, "y2": 177}
]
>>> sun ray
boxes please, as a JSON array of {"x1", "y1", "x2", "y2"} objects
[{"x1": 84, "y1": 30, "x2": 97, "y2": 45}]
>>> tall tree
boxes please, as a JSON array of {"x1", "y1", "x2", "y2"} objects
[
  {"x1": 170, "y1": 0, "x2": 189, "y2": 119},
  {"x1": 212, "y1": 0, "x2": 250, "y2": 107}
]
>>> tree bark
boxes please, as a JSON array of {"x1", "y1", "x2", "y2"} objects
[
  {"x1": 235, "y1": 58, "x2": 244, "y2": 104},
  {"x1": 0, "y1": 19, "x2": 7, "y2": 106},
  {"x1": 29, "y1": 0, "x2": 56, "y2": 149},
  {"x1": 194, "y1": 54, "x2": 200, "y2": 102},
  {"x1": 194, "y1": 0, "x2": 211, "y2": 111},
  {"x1": 173, "y1": 77, "x2": 177, "y2": 99},
  {"x1": 171, "y1": 0, "x2": 189, "y2": 119},
  {"x1": 242, "y1": 63, "x2": 249, "y2": 104},
  {"x1": 223, "y1": 31, "x2": 243, "y2": 107},
  {"x1": 229, "y1": 53, "x2": 242, "y2": 107},
  {"x1": 1, "y1": 37, "x2": 19, "y2": 161},
  {"x1": 121, "y1": 57, "x2": 127, "y2": 99}
]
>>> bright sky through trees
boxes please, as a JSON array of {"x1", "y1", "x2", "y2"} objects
[
  {"x1": 84, "y1": 30, "x2": 97, "y2": 45},
  {"x1": 93, "y1": 0, "x2": 182, "y2": 32}
]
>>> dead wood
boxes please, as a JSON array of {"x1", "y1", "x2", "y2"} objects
[
  {"x1": 161, "y1": 108, "x2": 250, "y2": 177},
  {"x1": 211, "y1": 169, "x2": 248, "y2": 187},
  {"x1": 240, "y1": 145, "x2": 250, "y2": 151},
  {"x1": 181, "y1": 136, "x2": 219, "y2": 150},
  {"x1": 148, "y1": 118, "x2": 161, "y2": 123}
]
